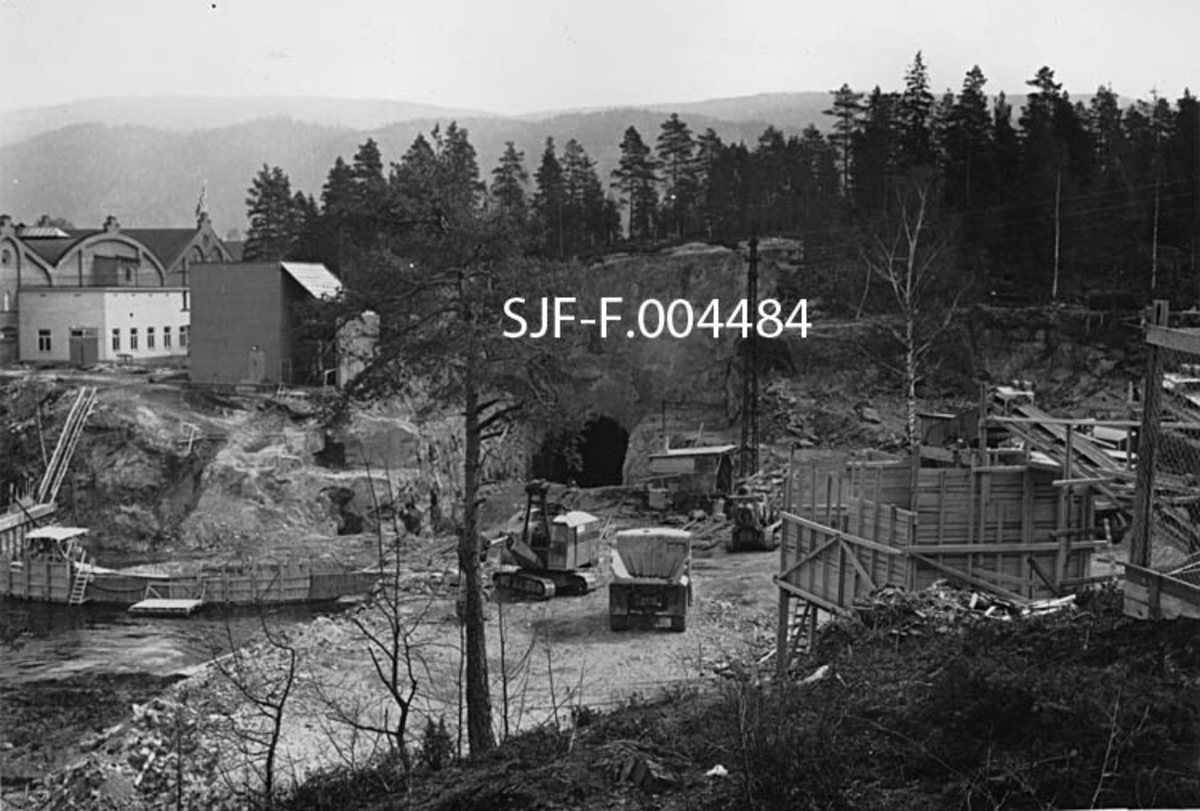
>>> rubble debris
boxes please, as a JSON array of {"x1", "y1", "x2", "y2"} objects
[
  {"x1": 858, "y1": 405, "x2": 882, "y2": 424},
  {"x1": 849, "y1": 580, "x2": 1077, "y2": 636},
  {"x1": 800, "y1": 664, "x2": 831, "y2": 685}
]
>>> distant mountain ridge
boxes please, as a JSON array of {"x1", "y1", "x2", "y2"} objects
[
  {"x1": 0, "y1": 93, "x2": 837, "y2": 147},
  {"x1": 0, "y1": 93, "x2": 827, "y2": 231},
  {"x1": 0, "y1": 95, "x2": 503, "y2": 147}
]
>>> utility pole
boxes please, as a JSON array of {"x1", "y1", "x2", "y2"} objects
[{"x1": 739, "y1": 236, "x2": 760, "y2": 479}]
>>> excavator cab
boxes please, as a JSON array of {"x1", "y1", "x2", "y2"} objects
[{"x1": 725, "y1": 484, "x2": 781, "y2": 552}]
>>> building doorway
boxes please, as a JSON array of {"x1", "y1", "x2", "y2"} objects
[
  {"x1": 246, "y1": 346, "x2": 267, "y2": 383},
  {"x1": 68, "y1": 328, "x2": 99, "y2": 365}
]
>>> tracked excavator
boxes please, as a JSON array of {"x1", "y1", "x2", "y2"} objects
[{"x1": 492, "y1": 480, "x2": 603, "y2": 599}]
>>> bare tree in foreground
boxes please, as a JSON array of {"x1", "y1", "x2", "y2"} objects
[
  {"x1": 210, "y1": 610, "x2": 299, "y2": 809},
  {"x1": 312, "y1": 460, "x2": 444, "y2": 794},
  {"x1": 339, "y1": 218, "x2": 584, "y2": 756}
]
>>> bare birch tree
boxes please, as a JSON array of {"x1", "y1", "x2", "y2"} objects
[{"x1": 861, "y1": 174, "x2": 961, "y2": 449}]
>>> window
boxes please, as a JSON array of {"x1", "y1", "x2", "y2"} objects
[
  {"x1": 179, "y1": 326, "x2": 188, "y2": 348},
  {"x1": 111, "y1": 329, "x2": 120, "y2": 351},
  {"x1": 124, "y1": 268, "x2": 133, "y2": 284},
  {"x1": 37, "y1": 329, "x2": 51, "y2": 352},
  {"x1": 163, "y1": 326, "x2": 172, "y2": 348},
  {"x1": 147, "y1": 327, "x2": 155, "y2": 350},
  {"x1": 0, "y1": 248, "x2": 11, "y2": 265},
  {"x1": 182, "y1": 290, "x2": 189, "y2": 311},
  {"x1": 2, "y1": 291, "x2": 9, "y2": 312},
  {"x1": 130, "y1": 328, "x2": 139, "y2": 350}
]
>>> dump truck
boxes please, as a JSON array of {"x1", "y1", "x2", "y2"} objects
[
  {"x1": 609, "y1": 527, "x2": 692, "y2": 631},
  {"x1": 492, "y1": 480, "x2": 603, "y2": 599}
]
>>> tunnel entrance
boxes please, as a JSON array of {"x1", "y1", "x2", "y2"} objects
[{"x1": 531, "y1": 416, "x2": 629, "y2": 487}]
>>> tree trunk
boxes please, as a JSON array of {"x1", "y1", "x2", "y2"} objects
[
  {"x1": 905, "y1": 306, "x2": 918, "y2": 451},
  {"x1": 460, "y1": 312, "x2": 495, "y2": 756}
]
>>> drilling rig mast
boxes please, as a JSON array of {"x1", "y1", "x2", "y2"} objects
[{"x1": 739, "y1": 236, "x2": 760, "y2": 479}]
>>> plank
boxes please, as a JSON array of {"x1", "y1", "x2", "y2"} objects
[{"x1": 129, "y1": 598, "x2": 205, "y2": 616}]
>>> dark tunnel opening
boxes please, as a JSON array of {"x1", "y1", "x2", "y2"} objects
[{"x1": 531, "y1": 416, "x2": 629, "y2": 487}]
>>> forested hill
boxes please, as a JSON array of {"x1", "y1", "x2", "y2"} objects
[{"x1": 0, "y1": 109, "x2": 774, "y2": 233}]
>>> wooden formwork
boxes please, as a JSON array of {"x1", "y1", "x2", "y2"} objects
[
  {"x1": 0, "y1": 556, "x2": 347, "y2": 606},
  {"x1": 0, "y1": 555, "x2": 74, "y2": 601},
  {"x1": 1123, "y1": 562, "x2": 1200, "y2": 620},
  {"x1": 0, "y1": 504, "x2": 58, "y2": 557},
  {"x1": 197, "y1": 559, "x2": 313, "y2": 604},
  {"x1": 775, "y1": 455, "x2": 1106, "y2": 674}
]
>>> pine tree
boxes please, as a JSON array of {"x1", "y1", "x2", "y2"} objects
[
  {"x1": 532, "y1": 138, "x2": 566, "y2": 257},
  {"x1": 288, "y1": 192, "x2": 321, "y2": 261},
  {"x1": 896, "y1": 51, "x2": 936, "y2": 169},
  {"x1": 438, "y1": 122, "x2": 485, "y2": 218},
  {"x1": 352, "y1": 138, "x2": 388, "y2": 217},
  {"x1": 310, "y1": 156, "x2": 362, "y2": 278},
  {"x1": 611, "y1": 126, "x2": 659, "y2": 240},
  {"x1": 1167, "y1": 91, "x2": 1199, "y2": 276},
  {"x1": 1018, "y1": 66, "x2": 1096, "y2": 297},
  {"x1": 797, "y1": 125, "x2": 840, "y2": 228},
  {"x1": 388, "y1": 123, "x2": 483, "y2": 226},
  {"x1": 751, "y1": 127, "x2": 789, "y2": 231},
  {"x1": 853, "y1": 88, "x2": 900, "y2": 214},
  {"x1": 1088, "y1": 85, "x2": 1126, "y2": 179},
  {"x1": 244, "y1": 164, "x2": 300, "y2": 261},
  {"x1": 656, "y1": 113, "x2": 698, "y2": 238},
  {"x1": 706, "y1": 141, "x2": 751, "y2": 238},
  {"x1": 824, "y1": 83, "x2": 865, "y2": 195},
  {"x1": 561, "y1": 139, "x2": 609, "y2": 250},
  {"x1": 561, "y1": 138, "x2": 591, "y2": 249},
  {"x1": 694, "y1": 128, "x2": 726, "y2": 237},
  {"x1": 321, "y1": 157, "x2": 358, "y2": 219},
  {"x1": 943, "y1": 65, "x2": 995, "y2": 212},
  {"x1": 490, "y1": 141, "x2": 529, "y2": 219}
]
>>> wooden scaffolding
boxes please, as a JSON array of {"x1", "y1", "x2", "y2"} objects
[{"x1": 775, "y1": 451, "x2": 1107, "y2": 675}]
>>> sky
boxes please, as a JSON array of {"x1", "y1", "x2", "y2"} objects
[{"x1": 1, "y1": 0, "x2": 1197, "y2": 114}]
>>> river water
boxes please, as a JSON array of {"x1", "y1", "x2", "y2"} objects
[{"x1": 0, "y1": 597, "x2": 343, "y2": 686}]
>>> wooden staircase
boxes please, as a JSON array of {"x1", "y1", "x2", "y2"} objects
[
  {"x1": 68, "y1": 555, "x2": 92, "y2": 605},
  {"x1": 37, "y1": 386, "x2": 98, "y2": 505}
]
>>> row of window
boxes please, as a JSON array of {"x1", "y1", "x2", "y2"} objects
[
  {"x1": 111, "y1": 326, "x2": 188, "y2": 351},
  {"x1": 35, "y1": 326, "x2": 188, "y2": 353}
]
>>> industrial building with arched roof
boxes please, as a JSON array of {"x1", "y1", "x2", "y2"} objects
[{"x1": 0, "y1": 211, "x2": 233, "y2": 365}]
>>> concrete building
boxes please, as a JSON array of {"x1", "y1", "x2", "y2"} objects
[
  {"x1": 189, "y1": 261, "x2": 342, "y2": 387},
  {"x1": 17, "y1": 287, "x2": 190, "y2": 364},
  {"x1": 0, "y1": 212, "x2": 233, "y2": 364}
]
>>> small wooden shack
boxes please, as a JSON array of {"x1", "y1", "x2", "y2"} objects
[
  {"x1": 776, "y1": 454, "x2": 1107, "y2": 669},
  {"x1": 646, "y1": 444, "x2": 737, "y2": 504}
]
